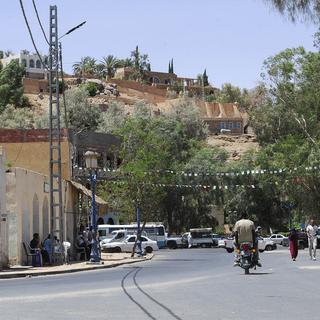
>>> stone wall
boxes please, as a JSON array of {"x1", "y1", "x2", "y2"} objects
[
  {"x1": 110, "y1": 79, "x2": 167, "y2": 97},
  {"x1": 23, "y1": 78, "x2": 48, "y2": 94}
]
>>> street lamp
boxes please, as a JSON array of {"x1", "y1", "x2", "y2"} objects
[{"x1": 84, "y1": 151, "x2": 101, "y2": 263}]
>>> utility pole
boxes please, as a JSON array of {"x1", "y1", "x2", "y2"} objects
[{"x1": 49, "y1": 5, "x2": 64, "y2": 263}]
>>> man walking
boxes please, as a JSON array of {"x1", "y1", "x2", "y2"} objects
[{"x1": 306, "y1": 219, "x2": 318, "y2": 261}]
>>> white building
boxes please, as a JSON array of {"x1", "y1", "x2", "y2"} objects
[{"x1": 1, "y1": 50, "x2": 48, "y2": 79}]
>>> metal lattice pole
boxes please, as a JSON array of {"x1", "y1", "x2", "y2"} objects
[{"x1": 49, "y1": 5, "x2": 64, "y2": 264}]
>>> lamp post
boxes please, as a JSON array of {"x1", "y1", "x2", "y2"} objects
[{"x1": 84, "y1": 151, "x2": 101, "y2": 263}]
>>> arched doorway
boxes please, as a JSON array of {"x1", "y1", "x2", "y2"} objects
[
  {"x1": 32, "y1": 194, "x2": 39, "y2": 234},
  {"x1": 97, "y1": 217, "x2": 104, "y2": 225},
  {"x1": 107, "y1": 218, "x2": 114, "y2": 225},
  {"x1": 42, "y1": 197, "x2": 49, "y2": 238}
]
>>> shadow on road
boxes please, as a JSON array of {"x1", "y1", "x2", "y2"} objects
[{"x1": 242, "y1": 272, "x2": 272, "y2": 276}]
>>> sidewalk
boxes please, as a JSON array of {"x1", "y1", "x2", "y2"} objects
[{"x1": 0, "y1": 252, "x2": 153, "y2": 279}]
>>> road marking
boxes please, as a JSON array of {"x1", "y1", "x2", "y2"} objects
[
  {"x1": 299, "y1": 265, "x2": 320, "y2": 270},
  {"x1": 0, "y1": 273, "x2": 219, "y2": 303}
]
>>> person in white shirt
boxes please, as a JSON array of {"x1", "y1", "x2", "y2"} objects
[{"x1": 306, "y1": 219, "x2": 318, "y2": 261}]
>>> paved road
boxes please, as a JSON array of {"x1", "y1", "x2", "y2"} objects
[{"x1": 0, "y1": 247, "x2": 319, "y2": 320}]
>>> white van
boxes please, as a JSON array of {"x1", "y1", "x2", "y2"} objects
[
  {"x1": 188, "y1": 228, "x2": 214, "y2": 248},
  {"x1": 99, "y1": 229, "x2": 127, "y2": 246}
]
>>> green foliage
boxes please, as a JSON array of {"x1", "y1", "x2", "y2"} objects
[
  {"x1": 98, "y1": 101, "x2": 126, "y2": 134},
  {"x1": 73, "y1": 56, "x2": 97, "y2": 77},
  {"x1": 0, "y1": 59, "x2": 27, "y2": 111},
  {"x1": 86, "y1": 82, "x2": 98, "y2": 97},
  {"x1": 0, "y1": 105, "x2": 36, "y2": 128},
  {"x1": 203, "y1": 69, "x2": 209, "y2": 86},
  {"x1": 266, "y1": 0, "x2": 320, "y2": 22},
  {"x1": 215, "y1": 83, "x2": 250, "y2": 109},
  {"x1": 100, "y1": 55, "x2": 120, "y2": 79},
  {"x1": 65, "y1": 87, "x2": 101, "y2": 131},
  {"x1": 130, "y1": 46, "x2": 150, "y2": 81}
]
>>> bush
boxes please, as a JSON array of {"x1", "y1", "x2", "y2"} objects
[{"x1": 86, "y1": 82, "x2": 98, "y2": 97}]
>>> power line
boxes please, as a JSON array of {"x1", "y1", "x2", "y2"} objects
[
  {"x1": 32, "y1": 0, "x2": 49, "y2": 45},
  {"x1": 18, "y1": 0, "x2": 48, "y2": 70}
]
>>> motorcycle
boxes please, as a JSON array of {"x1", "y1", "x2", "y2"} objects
[{"x1": 236, "y1": 242, "x2": 257, "y2": 274}]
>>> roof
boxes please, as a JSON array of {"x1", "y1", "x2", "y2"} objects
[
  {"x1": 199, "y1": 102, "x2": 243, "y2": 120},
  {"x1": 69, "y1": 180, "x2": 108, "y2": 206}
]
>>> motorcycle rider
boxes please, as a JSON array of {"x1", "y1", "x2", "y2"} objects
[{"x1": 233, "y1": 212, "x2": 261, "y2": 267}]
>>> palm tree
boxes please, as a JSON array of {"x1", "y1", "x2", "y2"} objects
[
  {"x1": 73, "y1": 56, "x2": 97, "y2": 77},
  {"x1": 118, "y1": 58, "x2": 133, "y2": 68},
  {"x1": 100, "y1": 55, "x2": 119, "y2": 80}
]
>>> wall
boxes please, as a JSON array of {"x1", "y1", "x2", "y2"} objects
[
  {"x1": 5, "y1": 167, "x2": 75, "y2": 265},
  {"x1": 204, "y1": 119, "x2": 243, "y2": 135},
  {"x1": 110, "y1": 79, "x2": 167, "y2": 97},
  {"x1": 23, "y1": 78, "x2": 48, "y2": 94},
  {"x1": 0, "y1": 147, "x2": 8, "y2": 268},
  {"x1": 0, "y1": 129, "x2": 71, "y2": 180}
]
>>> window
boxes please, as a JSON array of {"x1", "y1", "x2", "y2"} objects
[
  {"x1": 236, "y1": 122, "x2": 241, "y2": 129},
  {"x1": 36, "y1": 60, "x2": 41, "y2": 69},
  {"x1": 127, "y1": 236, "x2": 136, "y2": 243},
  {"x1": 157, "y1": 226, "x2": 165, "y2": 236},
  {"x1": 29, "y1": 59, "x2": 35, "y2": 68},
  {"x1": 141, "y1": 237, "x2": 148, "y2": 242},
  {"x1": 228, "y1": 122, "x2": 233, "y2": 129},
  {"x1": 220, "y1": 122, "x2": 226, "y2": 129},
  {"x1": 21, "y1": 59, "x2": 27, "y2": 68}
]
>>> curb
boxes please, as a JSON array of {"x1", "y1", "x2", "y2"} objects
[{"x1": 0, "y1": 254, "x2": 154, "y2": 280}]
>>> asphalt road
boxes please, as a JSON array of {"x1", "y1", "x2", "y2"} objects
[{"x1": 0, "y1": 247, "x2": 319, "y2": 320}]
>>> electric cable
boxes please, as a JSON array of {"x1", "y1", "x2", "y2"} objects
[
  {"x1": 18, "y1": 0, "x2": 48, "y2": 70},
  {"x1": 32, "y1": 0, "x2": 50, "y2": 45}
]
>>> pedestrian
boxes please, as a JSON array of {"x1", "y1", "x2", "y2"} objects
[
  {"x1": 288, "y1": 228, "x2": 298, "y2": 261},
  {"x1": 306, "y1": 219, "x2": 318, "y2": 261}
]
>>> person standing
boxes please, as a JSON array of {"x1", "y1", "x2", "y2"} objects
[
  {"x1": 288, "y1": 228, "x2": 298, "y2": 261},
  {"x1": 306, "y1": 219, "x2": 318, "y2": 261}
]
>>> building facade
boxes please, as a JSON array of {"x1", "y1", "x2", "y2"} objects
[
  {"x1": 0, "y1": 130, "x2": 121, "y2": 265},
  {"x1": 0, "y1": 50, "x2": 48, "y2": 80}
]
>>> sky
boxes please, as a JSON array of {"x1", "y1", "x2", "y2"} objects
[{"x1": 0, "y1": 0, "x2": 317, "y2": 89}]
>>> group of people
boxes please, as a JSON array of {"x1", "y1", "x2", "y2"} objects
[
  {"x1": 233, "y1": 213, "x2": 319, "y2": 265},
  {"x1": 29, "y1": 233, "x2": 62, "y2": 266},
  {"x1": 76, "y1": 225, "x2": 93, "y2": 260},
  {"x1": 288, "y1": 219, "x2": 318, "y2": 261}
]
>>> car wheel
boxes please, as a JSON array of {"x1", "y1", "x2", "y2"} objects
[
  {"x1": 145, "y1": 246, "x2": 153, "y2": 254},
  {"x1": 226, "y1": 248, "x2": 234, "y2": 253},
  {"x1": 114, "y1": 247, "x2": 121, "y2": 253},
  {"x1": 265, "y1": 245, "x2": 272, "y2": 251},
  {"x1": 167, "y1": 241, "x2": 177, "y2": 249},
  {"x1": 259, "y1": 249, "x2": 264, "y2": 253}
]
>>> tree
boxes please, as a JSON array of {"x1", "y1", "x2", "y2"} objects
[
  {"x1": 100, "y1": 55, "x2": 119, "y2": 80},
  {"x1": 215, "y1": 83, "x2": 251, "y2": 109},
  {"x1": 65, "y1": 87, "x2": 101, "y2": 131},
  {"x1": 118, "y1": 58, "x2": 134, "y2": 68},
  {"x1": 98, "y1": 101, "x2": 126, "y2": 134},
  {"x1": 0, "y1": 59, "x2": 26, "y2": 111},
  {"x1": 0, "y1": 51, "x2": 3, "y2": 59},
  {"x1": 168, "y1": 58, "x2": 174, "y2": 74},
  {"x1": 203, "y1": 69, "x2": 209, "y2": 87},
  {"x1": 73, "y1": 56, "x2": 97, "y2": 77},
  {"x1": 129, "y1": 46, "x2": 151, "y2": 81},
  {"x1": 265, "y1": 0, "x2": 320, "y2": 22},
  {"x1": 0, "y1": 105, "x2": 36, "y2": 128}
]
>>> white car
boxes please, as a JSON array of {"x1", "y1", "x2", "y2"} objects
[
  {"x1": 265, "y1": 234, "x2": 289, "y2": 246},
  {"x1": 221, "y1": 237, "x2": 277, "y2": 252},
  {"x1": 101, "y1": 235, "x2": 159, "y2": 253}
]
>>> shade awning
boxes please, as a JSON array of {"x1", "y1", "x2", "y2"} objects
[{"x1": 69, "y1": 180, "x2": 108, "y2": 206}]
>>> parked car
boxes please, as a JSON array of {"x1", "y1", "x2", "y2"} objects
[
  {"x1": 101, "y1": 235, "x2": 159, "y2": 253},
  {"x1": 265, "y1": 234, "x2": 289, "y2": 246},
  {"x1": 166, "y1": 234, "x2": 188, "y2": 249},
  {"x1": 212, "y1": 234, "x2": 224, "y2": 247},
  {"x1": 221, "y1": 236, "x2": 277, "y2": 253}
]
